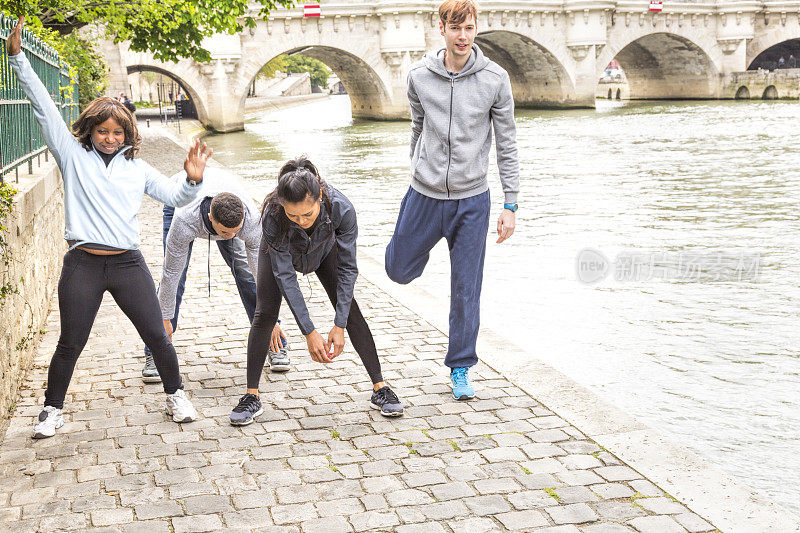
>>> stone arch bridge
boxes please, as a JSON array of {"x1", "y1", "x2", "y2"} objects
[{"x1": 102, "y1": 0, "x2": 800, "y2": 132}]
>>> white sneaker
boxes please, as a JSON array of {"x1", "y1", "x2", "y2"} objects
[
  {"x1": 165, "y1": 389, "x2": 198, "y2": 423},
  {"x1": 33, "y1": 406, "x2": 64, "y2": 439}
]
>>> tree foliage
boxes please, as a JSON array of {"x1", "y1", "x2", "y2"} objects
[
  {"x1": 1, "y1": 0, "x2": 296, "y2": 62},
  {"x1": 260, "y1": 54, "x2": 332, "y2": 88},
  {"x1": 3, "y1": 15, "x2": 108, "y2": 107},
  {"x1": 39, "y1": 26, "x2": 107, "y2": 107}
]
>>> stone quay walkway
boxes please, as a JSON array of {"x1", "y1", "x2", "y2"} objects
[{"x1": 0, "y1": 132, "x2": 718, "y2": 533}]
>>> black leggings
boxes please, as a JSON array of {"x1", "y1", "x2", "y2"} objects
[
  {"x1": 247, "y1": 244, "x2": 383, "y2": 389},
  {"x1": 44, "y1": 249, "x2": 183, "y2": 409}
]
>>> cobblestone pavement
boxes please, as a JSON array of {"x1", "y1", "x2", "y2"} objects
[{"x1": 0, "y1": 132, "x2": 718, "y2": 532}]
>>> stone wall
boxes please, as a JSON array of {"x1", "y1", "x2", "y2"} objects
[
  {"x1": 724, "y1": 69, "x2": 800, "y2": 99},
  {"x1": 0, "y1": 161, "x2": 65, "y2": 433}
]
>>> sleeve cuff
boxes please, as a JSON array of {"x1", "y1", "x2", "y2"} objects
[
  {"x1": 299, "y1": 319, "x2": 315, "y2": 336},
  {"x1": 504, "y1": 192, "x2": 518, "y2": 204}
]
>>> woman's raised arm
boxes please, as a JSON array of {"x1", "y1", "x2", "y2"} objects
[{"x1": 6, "y1": 17, "x2": 77, "y2": 166}]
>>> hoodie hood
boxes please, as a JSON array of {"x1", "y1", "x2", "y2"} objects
[{"x1": 423, "y1": 43, "x2": 490, "y2": 79}]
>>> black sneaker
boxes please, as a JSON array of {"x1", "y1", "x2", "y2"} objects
[
  {"x1": 370, "y1": 386, "x2": 404, "y2": 417},
  {"x1": 230, "y1": 394, "x2": 263, "y2": 426}
]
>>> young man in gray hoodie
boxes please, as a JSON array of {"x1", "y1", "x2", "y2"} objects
[{"x1": 385, "y1": 0, "x2": 519, "y2": 400}]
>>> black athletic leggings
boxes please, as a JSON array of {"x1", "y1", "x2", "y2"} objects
[
  {"x1": 247, "y1": 241, "x2": 383, "y2": 389},
  {"x1": 44, "y1": 249, "x2": 183, "y2": 409}
]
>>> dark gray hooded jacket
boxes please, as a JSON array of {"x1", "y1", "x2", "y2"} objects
[
  {"x1": 407, "y1": 44, "x2": 519, "y2": 203},
  {"x1": 262, "y1": 186, "x2": 357, "y2": 335}
]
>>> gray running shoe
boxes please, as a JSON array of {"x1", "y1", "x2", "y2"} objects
[
  {"x1": 230, "y1": 394, "x2": 263, "y2": 426},
  {"x1": 370, "y1": 386, "x2": 404, "y2": 417},
  {"x1": 141, "y1": 352, "x2": 161, "y2": 383},
  {"x1": 268, "y1": 346, "x2": 290, "y2": 372},
  {"x1": 165, "y1": 389, "x2": 198, "y2": 423},
  {"x1": 33, "y1": 406, "x2": 64, "y2": 439}
]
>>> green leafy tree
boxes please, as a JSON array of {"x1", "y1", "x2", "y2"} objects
[
  {"x1": 41, "y1": 28, "x2": 107, "y2": 107},
  {"x1": 260, "y1": 54, "x2": 331, "y2": 88},
  {"x1": 2, "y1": 0, "x2": 296, "y2": 62},
  {"x1": 1, "y1": 15, "x2": 107, "y2": 107}
]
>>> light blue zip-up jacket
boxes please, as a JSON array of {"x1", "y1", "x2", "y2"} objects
[{"x1": 9, "y1": 52, "x2": 200, "y2": 250}]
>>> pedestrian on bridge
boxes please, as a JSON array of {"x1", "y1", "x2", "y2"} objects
[
  {"x1": 6, "y1": 17, "x2": 210, "y2": 439},
  {"x1": 385, "y1": 0, "x2": 520, "y2": 401}
]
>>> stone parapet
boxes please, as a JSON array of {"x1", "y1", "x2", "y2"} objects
[
  {"x1": 0, "y1": 161, "x2": 65, "y2": 434},
  {"x1": 725, "y1": 67, "x2": 800, "y2": 98}
]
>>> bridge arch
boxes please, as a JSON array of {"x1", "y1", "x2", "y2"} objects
[
  {"x1": 735, "y1": 85, "x2": 750, "y2": 99},
  {"x1": 747, "y1": 38, "x2": 800, "y2": 70},
  {"x1": 248, "y1": 46, "x2": 392, "y2": 118},
  {"x1": 475, "y1": 30, "x2": 576, "y2": 107},
  {"x1": 762, "y1": 85, "x2": 778, "y2": 100},
  {"x1": 124, "y1": 63, "x2": 210, "y2": 126},
  {"x1": 599, "y1": 31, "x2": 721, "y2": 100},
  {"x1": 237, "y1": 35, "x2": 401, "y2": 121}
]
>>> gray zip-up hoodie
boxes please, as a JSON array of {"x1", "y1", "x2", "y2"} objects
[
  {"x1": 262, "y1": 186, "x2": 358, "y2": 336},
  {"x1": 158, "y1": 169, "x2": 261, "y2": 320},
  {"x1": 407, "y1": 44, "x2": 519, "y2": 203}
]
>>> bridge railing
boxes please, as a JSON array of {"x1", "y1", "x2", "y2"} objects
[{"x1": 0, "y1": 13, "x2": 79, "y2": 184}]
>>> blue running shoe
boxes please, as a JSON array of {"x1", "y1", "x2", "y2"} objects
[{"x1": 450, "y1": 367, "x2": 474, "y2": 400}]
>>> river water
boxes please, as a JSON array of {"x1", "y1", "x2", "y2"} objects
[{"x1": 204, "y1": 95, "x2": 800, "y2": 514}]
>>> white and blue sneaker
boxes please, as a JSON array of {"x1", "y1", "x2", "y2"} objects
[
  {"x1": 33, "y1": 406, "x2": 64, "y2": 439},
  {"x1": 450, "y1": 367, "x2": 475, "y2": 400}
]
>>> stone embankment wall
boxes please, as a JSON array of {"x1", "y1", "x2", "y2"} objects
[
  {"x1": 725, "y1": 69, "x2": 800, "y2": 99},
  {"x1": 596, "y1": 81, "x2": 630, "y2": 100},
  {"x1": 0, "y1": 161, "x2": 65, "y2": 433}
]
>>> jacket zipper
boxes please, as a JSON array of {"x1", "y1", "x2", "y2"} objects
[
  {"x1": 445, "y1": 75, "x2": 454, "y2": 198},
  {"x1": 300, "y1": 229, "x2": 310, "y2": 274}
]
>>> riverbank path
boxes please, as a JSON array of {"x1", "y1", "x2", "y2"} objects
[{"x1": 0, "y1": 130, "x2": 718, "y2": 532}]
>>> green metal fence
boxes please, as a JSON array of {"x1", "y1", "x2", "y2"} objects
[{"x1": 0, "y1": 13, "x2": 79, "y2": 184}]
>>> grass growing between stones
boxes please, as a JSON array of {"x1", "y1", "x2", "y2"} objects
[{"x1": 544, "y1": 487, "x2": 560, "y2": 502}]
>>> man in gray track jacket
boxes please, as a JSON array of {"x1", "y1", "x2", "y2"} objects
[
  {"x1": 385, "y1": 0, "x2": 520, "y2": 401},
  {"x1": 142, "y1": 168, "x2": 289, "y2": 381}
]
